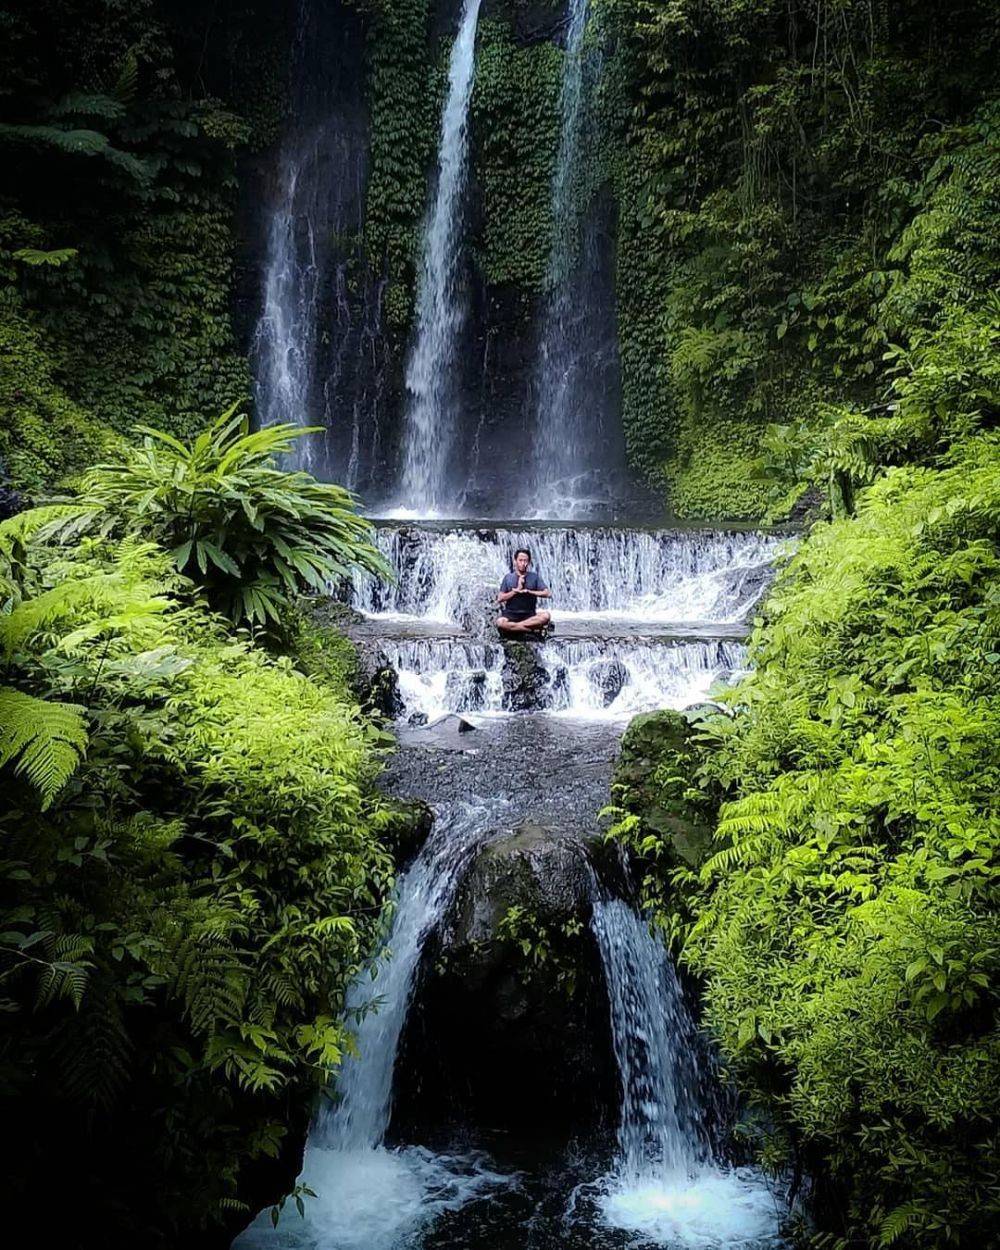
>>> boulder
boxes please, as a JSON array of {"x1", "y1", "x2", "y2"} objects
[
  {"x1": 354, "y1": 642, "x2": 403, "y2": 719},
  {"x1": 391, "y1": 822, "x2": 617, "y2": 1140},
  {"x1": 590, "y1": 657, "x2": 628, "y2": 707},
  {"x1": 499, "y1": 640, "x2": 557, "y2": 711},
  {"x1": 303, "y1": 599, "x2": 402, "y2": 718},
  {"x1": 380, "y1": 796, "x2": 434, "y2": 866},
  {"x1": 612, "y1": 709, "x2": 716, "y2": 870}
]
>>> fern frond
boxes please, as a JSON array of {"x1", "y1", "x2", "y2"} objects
[
  {"x1": 0, "y1": 688, "x2": 88, "y2": 808},
  {"x1": 878, "y1": 1201, "x2": 927, "y2": 1246}
]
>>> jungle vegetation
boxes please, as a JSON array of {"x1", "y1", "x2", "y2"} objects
[
  {"x1": 601, "y1": 3, "x2": 999, "y2": 1245},
  {"x1": 0, "y1": 0, "x2": 997, "y2": 1246}
]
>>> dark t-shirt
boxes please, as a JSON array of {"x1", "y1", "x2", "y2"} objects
[{"x1": 500, "y1": 570, "x2": 548, "y2": 618}]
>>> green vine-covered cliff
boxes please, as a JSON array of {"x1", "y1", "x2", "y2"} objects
[
  {"x1": 1, "y1": 1, "x2": 998, "y2": 1246},
  {"x1": 601, "y1": 0, "x2": 1000, "y2": 519}
]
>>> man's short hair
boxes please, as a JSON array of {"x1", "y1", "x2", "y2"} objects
[{"x1": 513, "y1": 547, "x2": 531, "y2": 563}]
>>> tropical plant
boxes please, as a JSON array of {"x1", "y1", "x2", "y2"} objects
[
  {"x1": 0, "y1": 519, "x2": 395, "y2": 1244},
  {"x1": 612, "y1": 436, "x2": 1000, "y2": 1247},
  {"x1": 69, "y1": 408, "x2": 391, "y2": 625}
]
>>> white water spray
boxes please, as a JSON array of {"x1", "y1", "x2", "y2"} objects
[
  {"x1": 383, "y1": 637, "x2": 744, "y2": 723},
  {"x1": 398, "y1": 0, "x2": 483, "y2": 513},
  {"x1": 234, "y1": 806, "x2": 509, "y2": 1249},
  {"x1": 353, "y1": 525, "x2": 786, "y2": 624},
  {"x1": 253, "y1": 129, "x2": 327, "y2": 474},
  {"x1": 589, "y1": 900, "x2": 784, "y2": 1247}
]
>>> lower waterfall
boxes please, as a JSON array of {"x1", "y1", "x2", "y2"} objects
[
  {"x1": 234, "y1": 807, "x2": 510, "y2": 1250},
  {"x1": 587, "y1": 901, "x2": 783, "y2": 1246}
]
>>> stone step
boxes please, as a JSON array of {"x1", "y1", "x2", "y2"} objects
[{"x1": 345, "y1": 614, "x2": 748, "y2": 646}]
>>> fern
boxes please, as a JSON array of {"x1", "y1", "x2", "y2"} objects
[
  {"x1": 12, "y1": 247, "x2": 79, "y2": 267},
  {"x1": 33, "y1": 933, "x2": 95, "y2": 1010},
  {"x1": 878, "y1": 1201, "x2": 927, "y2": 1246},
  {"x1": 0, "y1": 688, "x2": 88, "y2": 808}
]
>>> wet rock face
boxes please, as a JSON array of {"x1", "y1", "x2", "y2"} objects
[
  {"x1": 499, "y1": 639, "x2": 561, "y2": 711},
  {"x1": 381, "y1": 796, "x2": 435, "y2": 866},
  {"x1": 392, "y1": 822, "x2": 618, "y2": 1141},
  {"x1": 612, "y1": 709, "x2": 716, "y2": 870}
]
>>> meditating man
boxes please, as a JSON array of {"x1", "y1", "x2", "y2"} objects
[{"x1": 497, "y1": 547, "x2": 553, "y2": 637}]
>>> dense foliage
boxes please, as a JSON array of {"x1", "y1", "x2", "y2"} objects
[
  {"x1": 70, "y1": 410, "x2": 390, "y2": 626},
  {"x1": 614, "y1": 445, "x2": 1000, "y2": 1246},
  {"x1": 0, "y1": 428, "x2": 396, "y2": 1243},
  {"x1": 0, "y1": 0, "x2": 287, "y2": 491},
  {"x1": 604, "y1": 9, "x2": 1000, "y2": 1237},
  {"x1": 472, "y1": 19, "x2": 561, "y2": 295},
  {"x1": 354, "y1": 0, "x2": 438, "y2": 332},
  {"x1": 600, "y1": 0, "x2": 1000, "y2": 518}
]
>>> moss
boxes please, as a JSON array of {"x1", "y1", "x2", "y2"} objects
[
  {"x1": 663, "y1": 413, "x2": 770, "y2": 521},
  {"x1": 612, "y1": 709, "x2": 716, "y2": 871},
  {"x1": 0, "y1": 309, "x2": 111, "y2": 492},
  {"x1": 471, "y1": 19, "x2": 562, "y2": 295},
  {"x1": 361, "y1": 0, "x2": 437, "y2": 332},
  {"x1": 282, "y1": 610, "x2": 361, "y2": 704}
]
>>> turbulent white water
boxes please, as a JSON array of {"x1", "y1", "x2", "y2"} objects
[
  {"x1": 234, "y1": 806, "x2": 510, "y2": 1249},
  {"x1": 385, "y1": 637, "x2": 744, "y2": 723},
  {"x1": 588, "y1": 901, "x2": 783, "y2": 1247},
  {"x1": 398, "y1": 0, "x2": 483, "y2": 513},
  {"x1": 353, "y1": 525, "x2": 785, "y2": 624}
]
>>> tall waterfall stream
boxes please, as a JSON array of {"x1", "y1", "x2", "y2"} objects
[
  {"x1": 242, "y1": 2, "x2": 789, "y2": 1246},
  {"x1": 398, "y1": 0, "x2": 483, "y2": 515}
]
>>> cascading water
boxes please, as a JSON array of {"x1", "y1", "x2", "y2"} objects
[
  {"x1": 587, "y1": 900, "x2": 784, "y2": 1246},
  {"x1": 385, "y1": 637, "x2": 745, "y2": 723},
  {"x1": 592, "y1": 901, "x2": 712, "y2": 1180},
  {"x1": 234, "y1": 806, "x2": 509, "y2": 1250},
  {"x1": 353, "y1": 525, "x2": 785, "y2": 624},
  {"x1": 397, "y1": 0, "x2": 484, "y2": 515},
  {"x1": 350, "y1": 523, "x2": 777, "y2": 727},
  {"x1": 252, "y1": 0, "x2": 390, "y2": 488},
  {"x1": 315, "y1": 806, "x2": 495, "y2": 1151},
  {"x1": 526, "y1": 0, "x2": 626, "y2": 518}
]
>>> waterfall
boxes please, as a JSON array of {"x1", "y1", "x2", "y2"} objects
[
  {"x1": 527, "y1": 0, "x2": 625, "y2": 518},
  {"x1": 352, "y1": 524, "x2": 786, "y2": 623},
  {"x1": 385, "y1": 637, "x2": 745, "y2": 723},
  {"x1": 398, "y1": 0, "x2": 484, "y2": 514},
  {"x1": 315, "y1": 806, "x2": 490, "y2": 1149},
  {"x1": 591, "y1": 901, "x2": 711, "y2": 1181},
  {"x1": 252, "y1": 124, "x2": 331, "y2": 475},
  {"x1": 234, "y1": 806, "x2": 508, "y2": 1249},
  {"x1": 548, "y1": 0, "x2": 591, "y2": 293},
  {"x1": 588, "y1": 900, "x2": 784, "y2": 1246},
  {"x1": 252, "y1": 0, "x2": 389, "y2": 488}
]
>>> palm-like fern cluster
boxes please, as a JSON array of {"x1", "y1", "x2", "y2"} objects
[
  {"x1": 72, "y1": 408, "x2": 391, "y2": 626},
  {"x1": 0, "y1": 427, "x2": 396, "y2": 1240}
]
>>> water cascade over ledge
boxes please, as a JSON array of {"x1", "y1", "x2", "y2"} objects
[
  {"x1": 588, "y1": 900, "x2": 784, "y2": 1246},
  {"x1": 397, "y1": 0, "x2": 484, "y2": 514},
  {"x1": 251, "y1": 0, "x2": 390, "y2": 490},
  {"x1": 526, "y1": 0, "x2": 626, "y2": 518},
  {"x1": 234, "y1": 807, "x2": 510, "y2": 1250},
  {"x1": 241, "y1": 3, "x2": 791, "y2": 1243},
  {"x1": 353, "y1": 525, "x2": 784, "y2": 625}
]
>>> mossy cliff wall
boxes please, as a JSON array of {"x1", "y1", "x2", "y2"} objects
[{"x1": 5, "y1": 0, "x2": 996, "y2": 523}]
